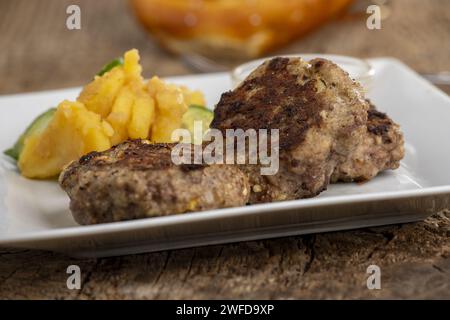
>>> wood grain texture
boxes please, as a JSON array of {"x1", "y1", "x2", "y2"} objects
[
  {"x1": 0, "y1": 0, "x2": 449, "y2": 299},
  {"x1": 0, "y1": 212, "x2": 449, "y2": 299}
]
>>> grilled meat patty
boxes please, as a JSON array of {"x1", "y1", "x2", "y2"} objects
[
  {"x1": 59, "y1": 140, "x2": 249, "y2": 225},
  {"x1": 331, "y1": 101, "x2": 404, "y2": 182},
  {"x1": 60, "y1": 57, "x2": 405, "y2": 224},
  {"x1": 212, "y1": 57, "x2": 371, "y2": 203}
]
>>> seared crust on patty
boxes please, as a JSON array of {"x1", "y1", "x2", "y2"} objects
[
  {"x1": 59, "y1": 140, "x2": 249, "y2": 225},
  {"x1": 212, "y1": 58, "x2": 332, "y2": 151},
  {"x1": 212, "y1": 57, "x2": 370, "y2": 203}
]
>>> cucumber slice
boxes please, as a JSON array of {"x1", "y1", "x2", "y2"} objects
[
  {"x1": 4, "y1": 108, "x2": 56, "y2": 161},
  {"x1": 97, "y1": 57, "x2": 124, "y2": 76},
  {"x1": 181, "y1": 105, "x2": 214, "y2": 143}
]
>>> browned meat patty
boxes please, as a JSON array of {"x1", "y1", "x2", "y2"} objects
[
  {"x1": 212, "y1": 57, "x2": 370, "y2": 203},
  {"x1": 59, "y1": 140, "x2": 249, "y2": 225},
  {"x1": 331, "y1": 102, "x2": 404, "y2": 182}
]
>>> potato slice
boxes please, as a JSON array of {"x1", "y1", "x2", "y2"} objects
[
  {"x1": 78, "y1": 67, "x2": 125, "y2": 118},
  {"x1": 128, "y1": 92, "x2": 155, "y2": 139},
  {"x1": 147, "y1": 76, "x2": 166, "y2": 98},
  {"x1": 77, "y1": 49, "x2": 143, "y2": 118},
  {"x1": 180, "y1": 86, "x2": 206, "y2": 107},
  {"x1": 106, "y1": 86, "x2": 135, "y2": 145},
  {"x1": 151, "y1": 88, "x2": 188, "y2": 142},
  {"x1": 19, "y1": 100, "x2": 112, "y2": 179},
  {"x1": 123, "y1": 49, "x2": 143, "y2": 82}
]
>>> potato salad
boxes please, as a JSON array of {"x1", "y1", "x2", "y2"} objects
[{"x1": 5, "y1": 49, "x2": 213, "y2": 179}]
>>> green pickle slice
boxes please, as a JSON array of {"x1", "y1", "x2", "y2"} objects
[
  {"x1": 4, "y1": 108, "x2": 56, "y2": 161},
  {"x1": 181, "y1": 104, "x2": 214, "y2": 144}
]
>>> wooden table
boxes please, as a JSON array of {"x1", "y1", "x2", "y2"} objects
[{"x1": 0, "y1": 0, "x2": 449, "y2": 299}]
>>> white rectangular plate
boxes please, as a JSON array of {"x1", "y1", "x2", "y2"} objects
[{"x1": 1, "y1": 58, "x2": 450, "y2": 258}]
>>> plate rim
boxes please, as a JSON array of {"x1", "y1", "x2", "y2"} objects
[{"x1": 1, "y1": 185, "x2": 449, "y2": 245}]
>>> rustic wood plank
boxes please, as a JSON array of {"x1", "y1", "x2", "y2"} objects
[{"x1": 0, "y1": 212, "x2": 448, "y2": 299}]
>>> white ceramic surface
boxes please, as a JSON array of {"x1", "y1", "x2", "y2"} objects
[{"x1": 0, "y1": 57, "x2": 449, "y2": 257}]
